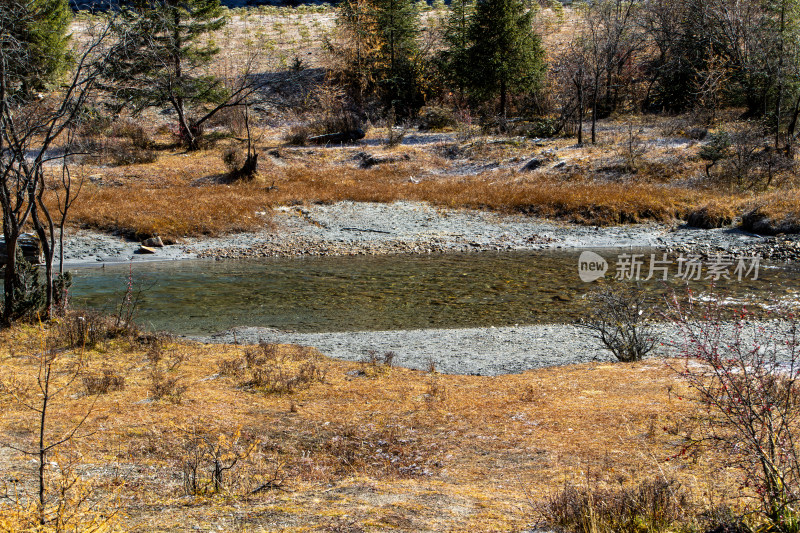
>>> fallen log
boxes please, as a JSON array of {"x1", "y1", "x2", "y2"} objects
[{"x1": 307, "y1": 129, "x2": 365, "y2": 145}]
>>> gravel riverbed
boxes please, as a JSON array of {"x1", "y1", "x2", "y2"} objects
[
  {"x1": 61, "y1": 200, "x2": 786, "y2": 265},
  {"x1": 195, "y1": 324, "x2": 675, "y2": 375}
]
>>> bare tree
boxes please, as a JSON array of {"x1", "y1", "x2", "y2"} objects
[
  {"x1": 579, "y1": 0, "x2": 644, "y2": 143},
  {"x1": 0, "y1": 5, "x2": 112, "y2": 321},
  {"x1": 552, "y1": 39, "x2": 590, "y2": 144},
  {"x1": 577, "y1": 284, "x2": 659, "y2": 362},
  {"x1": 1, "y1": 329, "x2": 99, "y2": 527}
]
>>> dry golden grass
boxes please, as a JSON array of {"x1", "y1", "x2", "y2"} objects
[
  {"x1": 0, "y1": 323, "x2": 745, "y2": 532},
  {"x1": 43, "y1": 128, "x2": 753, "y2": 241},
  {"x1": 56, "y1": 141, "x2": 749, "y2": 240},
  {"x1": 746, "y1": 189, "x2": 800, "y2": 230},
  {"x1": 71, "y1": 183, "x2": 272, "y2": 240}
]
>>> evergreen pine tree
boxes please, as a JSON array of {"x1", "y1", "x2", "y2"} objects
[
  {"x1": 466, "y1": 0, "x2": 546, "y2": 117},
  {"x1": 334, "y1": 0, "x2": 423, "y2": 116},
  {"x1": 440, "y1": 0, "x2": 474, "y2": 99},
  {"x1": 108, "y1": 0, "x2": 228, "y2": 149},
  {"x1": 371, "y1": 0, "x2": 422, "y2": 115},
  {"x1": 0, "y1": 0, "x2": 72, "y2": 95},
  {"x1": 336, "y1": 0, "x2": 382, "y2": 108}
]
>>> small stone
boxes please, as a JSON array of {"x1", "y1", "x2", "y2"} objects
[
  {"x1": 520, "y1": 158, "x2": 544, "y2": 172},
  {"x1": 142, "y1": 236, "x2": 164, "y2": 248},
  {"x1": 137, "y1": 246, "x2": 157, "y2": 254}
]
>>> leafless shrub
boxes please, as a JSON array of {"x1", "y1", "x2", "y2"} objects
[
  {"x1": 53, "y1": 310, "x2": 116, "y2": 349},
  {"x1": 284, "y1": 85, "x2": 365, "y2": 145},
  {"x1": 617, "y1": 122, "x2": 647, "y2": 173},
  {"x1": 720, "y1": 127, "x2": 766, "y2": 188},
  {"x1": 140, "y1": 332, "x2": 183, "y2": 369},
  {"x1": 236, "y1": 343, "x2": 326, "y2": 393},
  {"x1": 217, "y1": 357, "x2": 245, "y2": 378},
  {"x1": 206, "y1": 105, "x2": 248, "y2": 136},
  {"x1": 111, "y1": 119, "x2": 152, "y2": 149},
  {"x1": 520, "y1": 385, "x2": 538, "y2": 402},
  {"x1": 180, "y1": 428, "x2": 259, "y2": 496},
  {"x1": 665, "y1": 293, "x2": 800, "y2": 529},
  {"x1": 577, "y1": 284, "x2": 659, "y2": 362},
  {"x1": 707, "y1": 126, "x2": 794, "y2": 191},
  {"x1": 324, "y1": 424, "x2": 438, "y2": 477},
  {"x1": 358, "y1": 349, "x2": 395, "y2": 377},
  {"x1": 383, "y1": 107, "x2": 408, "y2": 147},
  {"x1": 539, "y1": 476, "x2": 692, "y2": 533},
  {"x1": 249, "y1": 360, "x2": 326, "y2": 394},
  {"x1": 80, "y1": 118, "x2": 157, "y2": 167},
  {"x1": 244, "y1": 341, "x2": 282, "y2": 367},
  {"x1": 144, "y1": 339, "x2": 163, "y2": 365},
  {"x1": 425, "y1": 361, "x2": 446, "y2": 405},
  {"x1": 222, "y1": 146, "x2": 245, "y2": 173},
  {"x1": 148, "y1": 367, "x2": 186, "y2": 403},
  {"x1": 284, "y1": 124, "x2": 310, "y2": 146},
  {"x1": 82, "y1": 367, "x2": 125, "y2": 395},
  {"x1": 108, "y1": 144, "x2": 158, "y2": 166},
  {"x1": 417, "y1": 105, "x2": 458, "y2": 131},
  {"x1": 657, "y1": 115, "x2": 692, "y2": 137}
]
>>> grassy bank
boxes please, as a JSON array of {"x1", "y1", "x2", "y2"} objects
[{"x1": 0, "y1": 320, "x2": 744, "y2": 532}]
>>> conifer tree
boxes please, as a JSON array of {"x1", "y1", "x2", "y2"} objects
[
  {"x1": 372, "y1": 0, "x2": 421, "y2": 114},
  {"x1": 0, "y1": 0, "x2": 72, "y2": 95},
  {"x1": 466, "y1": 0, "x2": 545, "y2": 117},
  {"x1": 107, "y1": 0, "x2": 228, "y2": 149},
  {"x1": 440, "y1": 0, "x2": 474, "y2": 99},
  {"x1": 334, "y1": 0, "x2": 423, "y2": 116}
]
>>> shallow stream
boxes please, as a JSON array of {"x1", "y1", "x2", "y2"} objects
[{"x1": 68, "y1": 250, "x2": 800, "y2": 335}]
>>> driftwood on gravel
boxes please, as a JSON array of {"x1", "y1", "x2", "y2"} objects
[{"x1": 354, "y1": 151, "x2": 411, "y2": 168}]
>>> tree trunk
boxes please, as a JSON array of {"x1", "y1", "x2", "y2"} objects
[
  {"x1": 786, "y1": 94, "x2": 800, "y2": 156},
  {"x1": 38, "y1": 365, "x2": 50, "y2": 525},
  {"x1": 2, "y1": 231, "x2": 18, "y2": 324},
  {"x1": 591, "y1": 74, "x2": 599, "y2": 144},
  {"x1": 500, "y1": 78, "x2": 507, "y2": 118},
  {"x1": 31, "y1": 202, "x2": 54, "y2": 318},
  {"x1": 576, "y1": 69, "x2": 584, "y2": 145},
  {"x1": 775, "y1": 0, "x2": 786, "y2": 151}
]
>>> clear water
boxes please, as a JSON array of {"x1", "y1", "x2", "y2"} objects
[{"x1": 67, "y1": 250, "x2": 800, "y2": 335}]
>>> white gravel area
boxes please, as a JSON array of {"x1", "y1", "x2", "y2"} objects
[{"x1": 60, "y1": 200, "x2": 768, "y2": 266}]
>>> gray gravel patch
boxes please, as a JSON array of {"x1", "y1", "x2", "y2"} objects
[
  {"x1": 59, "y1": 200, "x2": 772, "y2": 266},
  {"x1": 195, "y1": 324, "x2": 679, "y2": 375},
  {"x1": 193, "y1": 319, "x2": 799, "y2": 376}
]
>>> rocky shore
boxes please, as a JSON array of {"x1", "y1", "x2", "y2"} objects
[{"x1": 60, "y1": 200, "x2": 799, "y2": 265}]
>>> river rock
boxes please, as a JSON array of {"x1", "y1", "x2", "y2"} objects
[
  {"x1": 521, "y1": 158, "x2": 544, "y2": 171},
  {"x1": 137, "y1": 246, "x2": 157, "y2": 254},
  {"x1": 143, "y1": 236, "x2": 164, "y2": 248}
]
